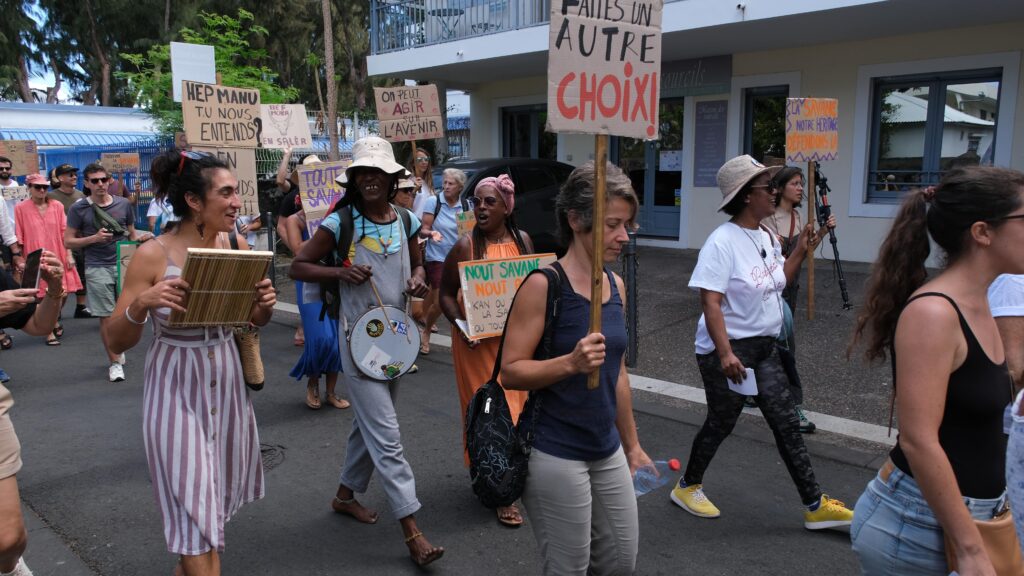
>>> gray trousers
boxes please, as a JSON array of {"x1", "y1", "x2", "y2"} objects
[
  {"x1": 338, "y1": 347, "x2": 421, "y2": 520},
  {"x1": 522, "y1": 446, "x2": 639, "y2": 576}
]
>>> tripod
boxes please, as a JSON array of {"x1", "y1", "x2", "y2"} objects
[{"x1": 812, "y1": 162, "x2": 852, "y2": 310}]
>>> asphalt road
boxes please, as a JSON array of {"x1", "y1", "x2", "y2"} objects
[{"x1": 2, "y1": 298, "x2": 883, "y2": 575}]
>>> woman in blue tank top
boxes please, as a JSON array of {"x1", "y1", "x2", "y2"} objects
[
  {"x1": 850, "y1": 166, "x2": 1024, "y2": 575},
  {"x1": 501, "y1": 161, "x2": 652, "y2": 576}
]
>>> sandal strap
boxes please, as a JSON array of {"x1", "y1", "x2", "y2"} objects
[
  {"x1": 404, "y1": 530, "x2": 423, "y2": 543},
  {"x1": 333, "y1": 497, "x2": 356, "y2": 505}
]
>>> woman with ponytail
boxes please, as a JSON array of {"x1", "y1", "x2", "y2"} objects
[
  {"x1": 105, "y1": 149, "x2": 277, "y2": 576},
  {"x1": 438, "y1": 173, "x2": 533, "y2": 527},
  {"x1": 850, "y1": 166, "x2": 1024, "y2": 575}
]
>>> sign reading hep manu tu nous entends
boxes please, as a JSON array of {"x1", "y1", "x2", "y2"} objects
[{"x1": 547, "y1": 0, "x2": 664, "y2": 140}]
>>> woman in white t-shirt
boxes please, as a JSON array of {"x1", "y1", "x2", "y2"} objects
[{"x1": 670, "y1": 155, "x2": 853, "y2": 531}]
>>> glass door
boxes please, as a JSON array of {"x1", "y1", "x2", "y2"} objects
[{"x1": 614, "y1": 99, "x2": 683, "y2": 238}]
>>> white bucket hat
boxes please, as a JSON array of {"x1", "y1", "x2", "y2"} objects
[
  {"x1": 716, "y1": 155, "x2": 783, "y2": 211},
  {"x1": 335, "y1": 136, "x2": 410, "y2": 187}
]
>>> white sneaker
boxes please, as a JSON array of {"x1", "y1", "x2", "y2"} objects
[
  {"x1": 8, "y1": 556, "x2": 33, "y2": 576},
  {"x1": 109, "y1": 362, "x2": 125, "y2": 382},
  {"x1": 117, "y1": 352, "x2": 126, "y2": 365}
]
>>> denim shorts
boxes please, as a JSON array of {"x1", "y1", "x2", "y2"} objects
[
  {"x1": 850, "y1": 462, "x2": 1006, "y2": 576},
  {"x1": 1007, "y1": 391, "x2": 1024, "y2": 553}
]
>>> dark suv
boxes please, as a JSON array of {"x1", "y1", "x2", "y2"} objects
[{"x1": 432, "y1": 158, "x2": 574, "y2": 255}]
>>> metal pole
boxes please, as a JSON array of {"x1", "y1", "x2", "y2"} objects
[
  {"x1": 623, "y1": 229, "x2": 638, "y2": 368},
  {"x1": 265, "y1": 211, "x2": 277, "y2": 289}
]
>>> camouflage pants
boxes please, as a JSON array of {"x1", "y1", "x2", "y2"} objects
[{"x1": 684, "y1": 336, "x2": 822, "y2": 505}]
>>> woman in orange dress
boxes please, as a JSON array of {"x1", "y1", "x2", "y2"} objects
[
  {"x1": 439, "y1": 174, "x2": 533, "y2": 528},
  {"x1": 14, "y1": 174, "x2": 83, "y2": 344}
]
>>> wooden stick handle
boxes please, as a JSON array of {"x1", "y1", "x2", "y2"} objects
[
  {"x1": 370, "y1": 278, "x2": 397, "y2": 334},
  {"x1": 588, "y1": 135, "x2": 609, "y2": 390}
]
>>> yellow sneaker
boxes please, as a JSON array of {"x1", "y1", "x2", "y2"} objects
[
  {"x1": 670, "y1": 483, "x2": 721, "y2": 518},
  {"x1": 803, "y1": 494, "x2": 853, "y2": 530}
]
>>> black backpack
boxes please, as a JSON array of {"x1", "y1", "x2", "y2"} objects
[
  {"x1": 465, "y1": 264, "x2": 563, "y2": 509},
  {"x1": 318, "y1": 204, "x2": 413, "y2": 321}
]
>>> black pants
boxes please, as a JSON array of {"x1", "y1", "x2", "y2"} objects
[
  {"x1": 74, "y1": 250, "x2": 86, "y2": 296},
  {"x1": 684, "y1": 336, "x2": 821, "y2": 505}
]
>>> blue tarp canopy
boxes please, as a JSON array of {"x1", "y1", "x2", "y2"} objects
[{"x1": 0, "y1": 128, "x2": 159, "y2": 147}]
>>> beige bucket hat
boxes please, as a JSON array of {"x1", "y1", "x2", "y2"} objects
[
  {"x1": 716, "y1": 155, "x2": 783, "y2": 211},
  {"x1": 335, "y1": 136, "x2": 410, "y2": 187}
]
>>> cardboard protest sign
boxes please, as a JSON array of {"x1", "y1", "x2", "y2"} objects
[
  {"x1": 1, "y1": 186, "x2": 28, "y2": 203},
  {"x1": 0, "y1": 141, "x2": 38, "y2": 176},
  {"x1": 297, "y1": 160, "x2": 350, "y2": 236},
  {"x1": 182, "y1": 81, "x2": 261, "y2": 148},
  {"x1": 547, "y1": 0, "x2": 664, "y2": 139},
  {"x1": 260, "y1": 104, "x2": 314, "y2": 149},
  {"x1": 373, "y1": 85, "x2": 444, "y2": 143},
  {"x1": 785, "y1": 98, "x2": 839, "y2": 162},
  {"x1": 116, "y1": 241, "x2": 140, "y2": 294},
  {"x1": 456, "y1": 211, "x2": 476, "y2": 238},
  {"x1": 170, "y1": 42, "x2": 216, "y2": 103},
  {"x1": 458, "y1": 253, "x2": 557, "y2": 339},
  {"x1": 100, "y1": 153, "x2": 141, "y2": 173},
  {"x1": 192, "y1": 147, "x2": 259, "y2": 215}
]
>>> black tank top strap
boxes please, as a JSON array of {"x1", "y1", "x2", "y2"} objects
[
  {"x1": 905, "y1": 292, "x2": 974, "y2": 347},
  {"x1": 605, "y1": 267, "x2": 620, "y2": 301}
]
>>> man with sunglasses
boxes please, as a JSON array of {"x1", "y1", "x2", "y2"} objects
[
  {"x1": 65, "y1": 163, "x2": 152, "y2": 382},
  {"x1": 47, "y1": 164, "x2": 92, "y2": 318}
]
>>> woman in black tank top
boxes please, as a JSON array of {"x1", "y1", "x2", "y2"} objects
[{"x1": 850, "y1": 166, "x2": 1024, "y2": 575}]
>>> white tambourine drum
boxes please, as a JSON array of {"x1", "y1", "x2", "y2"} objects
[{"x1": 348, "y1": 306, "x2": 420, "y2": 381}]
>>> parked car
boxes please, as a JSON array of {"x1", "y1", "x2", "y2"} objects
[{"x1": 432, "y1": 157, "x2": 574, "y2": 255}]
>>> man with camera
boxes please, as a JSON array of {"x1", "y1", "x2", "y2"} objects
[{"x1": 64, "y1": 163, "x2": 152, "y2": 382}]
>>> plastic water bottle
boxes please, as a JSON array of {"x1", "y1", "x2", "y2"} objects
[{"x1": 633, "y1": 458, "x2": 681, "y2": 497}]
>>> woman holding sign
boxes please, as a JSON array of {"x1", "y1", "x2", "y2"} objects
[
  {"x1": 501, "y1": 162, "x2": 650, "y2": 575},
  {"x1": 104, "y1": 150, "x2": 276, "y2": 576},
  {"x1": 439, "y1": 174, "x2": 533, "y2": 527},
  {"x1": 674, "y1": 155, "x2": 852, "y2": 530},
  {"x1": 289, "y1": 136, "x2": 444, "y2": 568}
]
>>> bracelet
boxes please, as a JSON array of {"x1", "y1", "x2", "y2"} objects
[
  {"x1": 125, "y1": 305, "x2": 149, "y2": 325},
  {"x1": 45, "y1": 288, "x2": 66, "y2": 300}
]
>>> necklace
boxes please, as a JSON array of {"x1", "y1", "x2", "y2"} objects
[
  {"x1": 737, "y1": 223, "x2": 767, "y2": 259},
  {"x1": 364, "y1": 207, "x2": 396, "y2": 258}
]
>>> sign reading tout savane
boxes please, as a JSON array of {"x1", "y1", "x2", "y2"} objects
[
  {"x1": 100, "y1": 153, "x2": 141, "y2": 173},
  {"x1": 459, "y1": 253, "x2": 558, "y2": 339},
  {"x1": 297, "y1": 160, "x2": 350, "y2": 236},
  {"x1": 373, "y1": 85, "x2": 444, "y2": 143},
  {"x1": 0, "y1": 140, "x2": 38, "y2": 176},
  {"x1": 182, "y1": 81, "x2": 261, "y2": 148},
  {"x1": 547, "y1": 0, "x2": 664, "y2": 139},
  {"x1": 192, "y1": 147, "x2": 259, "y2": 215},
  {"x1": 259, "y1": 104, "x2": 314, "y2": 149},
  {"x1": 785, "y1": 98, "x2": 839, "y2": 162}
]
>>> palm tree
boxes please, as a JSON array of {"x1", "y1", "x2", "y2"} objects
[{"x1": 322, "y1": 0, "x2": 339, "y2": 161}]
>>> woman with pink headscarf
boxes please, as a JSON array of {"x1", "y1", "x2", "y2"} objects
[{"x1": 439, "y1": 174, "x2": 534, "y2": 528}]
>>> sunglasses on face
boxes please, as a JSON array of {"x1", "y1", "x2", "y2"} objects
[
  {"x1": 29, "y1": 184, "x2": 48, "y2": 191},
  {"x1": 468, "y1": 196, "x2": 500, "y2": 209},
  {"x1": 0, "y1": 167, "x2": 11, "y2": 172},
  {"x1": 88, "y1": 176, "x2": 110, "y2": 185},
  {"x1": 415, "y1": 157, "x2": 429, "y2": 163}
]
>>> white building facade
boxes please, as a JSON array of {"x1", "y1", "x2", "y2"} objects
[{"x1": 369, "y1": 0, "x2": 1024, "y2": 262}]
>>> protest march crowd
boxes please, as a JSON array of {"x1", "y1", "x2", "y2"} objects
[{"x1": 0, "y1": 135, "x2": 1022, "y2": 576}]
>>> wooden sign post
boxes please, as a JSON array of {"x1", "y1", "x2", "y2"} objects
[
  {"x1": 785, "y1": 97, "x2": 839, "y2": 321},
  {"x1": 547, "y1": 0, "x2": 663, "y2": 389}
]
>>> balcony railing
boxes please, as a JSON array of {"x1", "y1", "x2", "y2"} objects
[{"x1": 370, "y1": 0, "x2": 550, "y2": 54}]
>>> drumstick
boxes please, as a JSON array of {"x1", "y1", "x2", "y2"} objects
[{"x1": 369, "y1": 279, "x2": 397, "y2": 335}]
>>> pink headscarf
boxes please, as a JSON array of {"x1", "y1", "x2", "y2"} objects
[{"x1": 474, "y1": 174, "x2": 515, "y2": 213}]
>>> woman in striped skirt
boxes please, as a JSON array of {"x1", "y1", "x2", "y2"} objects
[{"x1": 105, "y1": 149, "x2": 277, "y2": 575}]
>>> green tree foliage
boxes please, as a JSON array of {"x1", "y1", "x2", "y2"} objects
[{"x1": 117, "y1": 9, "x2": 299, "y2": 136}]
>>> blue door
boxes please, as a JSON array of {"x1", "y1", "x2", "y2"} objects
[{"x1": 614, "y1": 99, "x2": 683, "y2": 238}]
